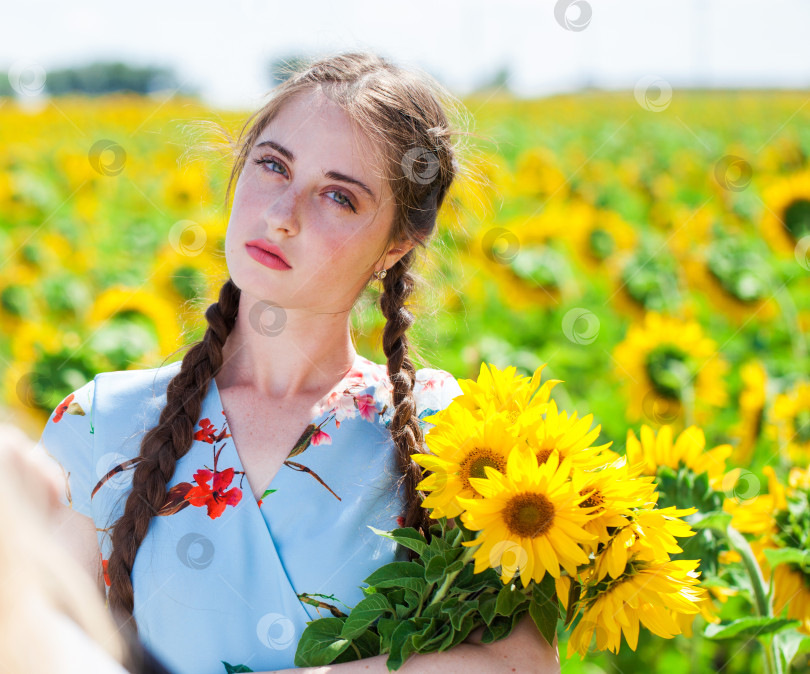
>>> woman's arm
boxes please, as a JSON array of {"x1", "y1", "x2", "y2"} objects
[{"x1": 266, "y1": 613, "x2": 560, "y2": 674}]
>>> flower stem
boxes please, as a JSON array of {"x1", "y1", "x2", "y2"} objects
[
  {"x1": 726, "y1": 525, "x2": 782, "y2": 674},
  {"x1": 426, "y1": 541, "x2": 479, "y2": 609}
]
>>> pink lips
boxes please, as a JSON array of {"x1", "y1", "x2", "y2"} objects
[{"x1": 245, "y1": 239, "x2": 292, "y2": 271}]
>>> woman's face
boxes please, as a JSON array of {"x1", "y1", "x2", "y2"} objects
[{"x1": 225, "y1": 88, "x2": 408, "y2": 313}]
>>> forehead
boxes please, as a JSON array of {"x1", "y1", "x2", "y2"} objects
[{"x1": 255, "y1": 89, "x2": 387, "y2": 182}]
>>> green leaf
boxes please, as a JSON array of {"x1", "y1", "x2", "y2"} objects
[
  {"x1": 704, "y1": 617, "x2": 800, "y2": 640},
  {"x1": 774, "y1": 630, "x2": 810, "y2": 671},
  {"x1": 480, "y1": 610, "x2": 525, "y2": 644},
  {"x1": 444, "y1": 599, "x2": 480, "y2": 630},
  {"x1": 495, "y1": 583, "x2": 529, "y2": 616},
  {"x1": 294, "y1": 617, "x2": 352, "y2": 667},
  {"x1": 412, "y1": 620, "x2": 451, "y2": 651},
  {"x1": 364, "y1": 561, "x2": 426, "y2": 594},
  {"x1": 368, "y1": 526, "x2": 428, "y2": 556},
  {"x1": 387, "y1": 620, "x2": 420, "y2": 671},
  {"x1": 478, "y1": 592, "x2": 499, "y2": 625},
  {"x1": 221, "y1": 662, "x2": 254, "y2": 673},
  {"x1": 454, "y1": 563, "x2": 502, "y2": 594},
  {"x1": 688, "y1": 510, "x2": 732, "y2": 532},
  {"x1": 764, "y1": 547, "x2": 810, "y2": 570},
  {"x1": 377, "y1": 617, "x2": 399, "y2": 652},
  {"x1": 330, "y1": 628, "x2": 381, "y2": 663},
  {"x1": 340, "y1": 594, "x2": 393, "y2": 640},
  {"x1": 529, "y1": 574, "x2": 559, "y2": 646}
]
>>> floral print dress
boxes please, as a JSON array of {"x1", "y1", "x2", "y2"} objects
[{"x1": 34, "y1": 352, "x2": 462, "y2": 674}]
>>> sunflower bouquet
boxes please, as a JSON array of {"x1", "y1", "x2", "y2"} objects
[{"x1": 294, "y1": 363, "x2": 706, "y2": 670}]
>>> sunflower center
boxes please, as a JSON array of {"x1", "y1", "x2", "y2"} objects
[
  {"x1": 534, "y1": 436, "x2": 563, "y2": 465},
  {"x1": 645, "y1": 345, "x2": 692, "y2": 400},
  {"x1": 782, "y1": 198, "x2": 810, "y2": 242},
  {"x1": 588, "y1": 228, "x2": 615, "y2": 260},
  {"x1": 460, "y1": 448, "x2": 507, "y2": 489},
  {"x1": 579, "y1": 486, "x2": 605, "y2": 511},
  {"x1": 503, "y1": 492, "x2": 556, "y2": 538}
]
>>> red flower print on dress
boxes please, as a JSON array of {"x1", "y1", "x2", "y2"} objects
[
  {"x1": 53, "y1": 394, "x2": 74, "y2": 423},
  {"x1": 100, "y1": 553, "x2": 111, "y2": 587},
  {"x1": 194, "y1": 417, "x2": 232, "y2": 444},
  {"x1": 396, "y1": 516, "x2": 406, "y2": 528},
  {"x1": 185, "y1": 466, "x2": 243, "y2": 519}
]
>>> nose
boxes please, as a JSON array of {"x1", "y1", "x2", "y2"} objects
[{"x1": 262, "y1": 185, "x2": 301, "y2": 236}]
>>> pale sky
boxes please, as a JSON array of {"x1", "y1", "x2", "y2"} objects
[{"x1": 3, "y1": 0, "x2": 809, "y2": 109}]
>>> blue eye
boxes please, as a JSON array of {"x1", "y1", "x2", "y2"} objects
[{"x1": 252, "y1": 156, "x2": 357, "y2": 213}]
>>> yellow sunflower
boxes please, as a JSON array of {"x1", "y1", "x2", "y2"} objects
[
  {"x1": 680, "y1": 237, "x2": 779, "y2": 325},
  {"x1": 510, "y1": 146, "x2": 570, "y2": 201},
  {"x1": 425, "y1": 361, "x2": 562, "y2": 433},
  {"x1": 568, "y1": 558, "x2": 702, "y2": 657},
  {"x1": 457, "y1": 447, "x2": 598, "y2": 587},
  {"x1": 768, "y1": 380, "x2": 810, "y2": 465},
  {"x1": 464, "y1": 202, "x2": 577, "y2": 311},
  {"x1": 759, "y1": 170, "x2": 810, "y2": 257},
  {"x1": 729, "y1": 360, "x2": 768, "y2": 465},
  {"x1": 591, "y1": 505, "x2": 698, "y2": 582},
  {"x1": 412, "y1": 405, "x2": 523, "y2": 520},
  {"x1": 576, "y1": 458, "x2": 658, "y2": 552},
  {"x1": 722, "y1": 465, "x2": 785, "y2": 537},
  {"x1": 625, "y1": 423, "x2": 733, "y2": 490},
  {"x1": 773, "y1": 564, "x2": 810, "y2": 635},
  {"x1": 612, "y1": 312, "x2": 729, "y2": 425},
  {"x1": 88, "y1": 286, "x2": 181, "y2": 357},
  {"x1": 521, "y1": 398, "x2": 618, "y2": 471},
  {"x1": 567, "y1": 204, "x2": 638, "y2": 273}
]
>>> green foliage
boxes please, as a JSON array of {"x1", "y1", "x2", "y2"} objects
[{"x1": 293, "y1": 520, "x2": 559, "y2": 671}]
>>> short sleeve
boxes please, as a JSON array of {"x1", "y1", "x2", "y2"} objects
[
  {"x1": 33, "y1": 378, "x2": 96, "y2": 518},
  {"x1": 414, "y1": 368, "x2": 463, "y2": 435}
]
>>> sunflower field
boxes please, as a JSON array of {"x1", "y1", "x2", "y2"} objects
[{"x1": 2, "y1": 90, "x2": 810, "y2": 672}]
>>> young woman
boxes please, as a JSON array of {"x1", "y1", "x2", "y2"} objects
[{"x1": 36, "y1": 52, "x2": 560, "y2": 673}]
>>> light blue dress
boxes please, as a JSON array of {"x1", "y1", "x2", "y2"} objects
[{"x1": 34, "y1": 352, "x2": 462, "y2": 674}]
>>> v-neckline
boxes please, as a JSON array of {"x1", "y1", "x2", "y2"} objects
[{"x1": 209, "y1": 352, "x2": 366, "y2": 509}]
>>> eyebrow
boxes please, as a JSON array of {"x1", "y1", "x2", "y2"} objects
[{"x1": 254, "y1": 139, "x2": 378, "y2": 204}]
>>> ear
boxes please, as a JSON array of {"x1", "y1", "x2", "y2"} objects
[{"x1": 382, "y1": 239, "x2": 416, "y2": 269}]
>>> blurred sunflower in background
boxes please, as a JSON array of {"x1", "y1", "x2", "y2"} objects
[
  {"x1": 723, "y1": 465, "x2": 810, "y2": 635},
  {"x1": 759, "y1": 171, "x2": 810, "y2": 257},
  {"x1": 566, "y1": 203, "x2": 638, "y2": 273},
  {"x1": 464, "y1": 204, "x2": 577, "y2": 311},
  {"x1": 766, "y1": 379, "x2": 810, "y2": 466},
  {"x1": 612, "y1": 312, "x2": 729, "y2": 425},
  {"x1": 729, "y1": 360, "x2": 768, "y2": 465}
]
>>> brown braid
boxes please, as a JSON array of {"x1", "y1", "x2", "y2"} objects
[
  {"x1": 106, "y1": 50, "x2": 487, "y2": 628},
  {"x1": 106, "y1": 278, "x2": 241, "y2": 631}
]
